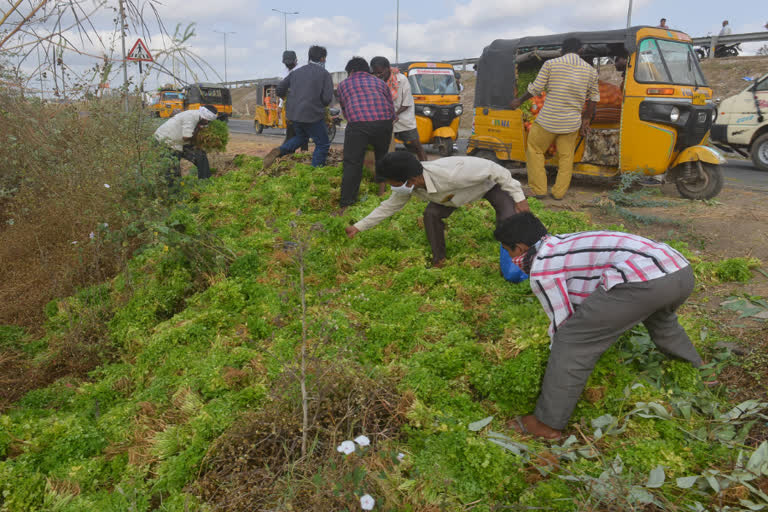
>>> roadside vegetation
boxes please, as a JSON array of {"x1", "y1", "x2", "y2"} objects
[{"x1": 1, "y1": 150, "x2": 767, "y2": 511}]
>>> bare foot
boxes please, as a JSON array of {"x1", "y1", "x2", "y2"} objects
[
  {"x1": 509, "y1": 415, "x2": 562, "y2": 440},
  {"x1": 331, "y1": 207, "x2": 348, "y2": 217},
  {"x1": 431, "y1": 258, "x2": 447, "y2": 268}
]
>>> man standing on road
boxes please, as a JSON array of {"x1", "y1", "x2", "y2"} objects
[
  {"x1": 719, "y1": 20, "x2": 732, "y2": 36},
  {"x1": 494, "y1": 212, "x2": 703, "y2": 440},
  {"x1": 658, "y1": 18, "x2": 668, "y2": 29},
  {"x1": 153, "y1": 104, "x2": 218, "y2": 181},
  {"x1": 335, "y1": 57, "x2": 395, "y2": 215},
  {"x1": 509, "y1": 38, "x2": 599, "y2": 200},
  {"x1": 345, "y1": 152, "x2": 530, "y2": 268},
  {"x1": 279, "y1": 50, "x2": 308, "y2": 152},
  {"x1": 370, "y1": 56, "x2": 427, "y2": 162},
  {"x1": 263, "y1": 45, "x2": 334, "y2": 169}
]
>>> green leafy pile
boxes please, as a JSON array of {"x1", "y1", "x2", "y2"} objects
[
  {"x1": 194, "y1": 120, "x2": 229, "y2": 153},
  {"x1": 0, "y1": 158, "x2": 764, "y2": 512}
]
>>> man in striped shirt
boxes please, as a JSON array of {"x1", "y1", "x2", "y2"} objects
[
  {"x1": 510, "y1": 38, "x2": 600, "y2": 200},
  {"x1": 494, "y1": 212, "x2": 703, "y2": 440}
]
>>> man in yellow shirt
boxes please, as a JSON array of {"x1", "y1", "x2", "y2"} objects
[{"x1": 510, "y1": 38, "x2": 599, "y2": 200}]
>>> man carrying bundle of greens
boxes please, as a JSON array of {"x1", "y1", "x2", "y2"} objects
[
  {"x1": 494, "y1": 212, "x2": 703, "y2": 440},
  {"x1": 153, "y1": 104, "x2": 218, "y2": 180},
  {"x1": 344, "y1": 152, "x2": 530, "y2": 267}
]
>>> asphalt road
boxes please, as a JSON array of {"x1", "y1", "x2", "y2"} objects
[{"x1": 228, "y1": 119, "x2": 768, "y2": 191}]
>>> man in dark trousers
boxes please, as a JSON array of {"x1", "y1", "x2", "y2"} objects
[
  {"x1": 153, "y1": 104, "x2": 218, "y2": 181},
  {"x1": 263, "y1": 45, "x2": 333, "y2": 169},
  {"x1": 345, "y1": 152, "x2": 530, "y2": 267},
  {"x1": 280, "y1": 50, "x2": 308, "y2": 152},
  {"x1": 334, "y1": 57, "x2": 395, "y2": 215},
  {"x1": 494, "y1": 212, "x2": 703, "y2": 440}
]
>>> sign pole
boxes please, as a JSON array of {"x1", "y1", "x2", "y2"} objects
[{"x1": 139, "y1": 60, "x2": 144, "y2": 107}]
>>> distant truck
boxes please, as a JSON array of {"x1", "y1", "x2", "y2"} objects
[
  {"x1": 148, "y1": 88, "x2": 185, "y2": 119},
  {"x1": 709, "y1": 73, "x2": 768, "y2": 171}
]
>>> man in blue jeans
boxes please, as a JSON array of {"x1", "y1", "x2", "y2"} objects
[{"x1": 263, "y1": 45, "x2": 334, "y2": 168}]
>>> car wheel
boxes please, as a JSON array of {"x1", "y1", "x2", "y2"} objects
[
  {"x1": 254, "y1": 120, "x2": 263, "y2": 134},
  {"x1": 674, "y1": 162, "x2": 723, "y2": 199},
  {"x1": 751, "y1": 133, "x2": 768, "y2": 171}
]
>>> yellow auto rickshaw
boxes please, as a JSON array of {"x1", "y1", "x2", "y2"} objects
[
  {"x1": 253, "y1": 79, "x2": 286, "y2": 133},
  {"x1": 397, "y1": 61, "x2": 463, "y2": 156},
  {"x1": 149, "y1": 87, "x2": 184, "y2": 118},
  {"x1": 183, "y1": 82, "x2": 232, "y2": 120},
  {"x1": 469, "y1": 27, "x2": 724, "y2": 199}
]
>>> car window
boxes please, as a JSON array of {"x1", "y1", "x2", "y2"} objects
[{"x1": 757, "y1": 77, "x2": 768, "y2": 92}]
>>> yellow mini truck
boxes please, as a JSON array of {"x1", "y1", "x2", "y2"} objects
[
  {"x1": 469, "y1": 27, "x2": 725, "y2": 199},
  {"x1": 149, "y1": 88, "x2": 184, "y2": 118},
  {"x1": 183, "y1": 83, "x2": 232, "y2": 121},
  {"x1": 397, "y1": 61, "x2": 463, "y2": 156}
]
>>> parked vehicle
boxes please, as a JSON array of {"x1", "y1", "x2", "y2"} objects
[
  {"x1": 695, "y1": 42, "x2": 741, "y2": 60},
  {"x1": 148, "y1": 87, "x2": 184, "y2": 118},
  {"x1": 395, "y1": 61, "x2": 463, "y2": 156},
  {"x1": 253, "y1": 79, "x2": 286, "y2": 133},
  {"x1": 469, "y1": 26, "x2": 725, "y2": 199},
  {"x1": 183, "y1": 83, "x2": 232, "y2": 121},
  {"x1": 709, "y1": 73, "x2": 768, "y2": 171},
  {"x1": 327, "y1": 106, "x2": 342, "y2": 141}
]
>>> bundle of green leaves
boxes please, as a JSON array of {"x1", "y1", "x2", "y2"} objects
[{"x1": 194, "y1": 119, "x2": 229, "y2": 153}]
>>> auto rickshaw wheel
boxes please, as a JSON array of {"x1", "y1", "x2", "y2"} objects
[
  {"x1": 327, "y1": 122, "x2": 336, "y2": 142},
  {"x1": 254, "y1": 120, "x2": 264, "y2": 134},
  {"x1": 674, "y1": 161, "x2": 723, "y2": 200},
  {"x1": 436, "y1": 137, "x2": 454, "y2": 156}
]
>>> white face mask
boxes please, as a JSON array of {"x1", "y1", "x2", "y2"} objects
[{"x1": 390, "y1": 181, "x2": 414, "y2": 195}]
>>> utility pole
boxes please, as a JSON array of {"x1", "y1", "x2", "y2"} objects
[
  {"x1": 626, "y1": 0, "x2": 633, "y2": 28},
  {"x1": 119, "y1": 0, "x2": 128, "y2": 110},
  {"x1": 213, "y1": 30, "x2": 236, "y2": 87},
  {"x1": 395, "y1": 0, "x2": 400, "y2": 63},
  {"x1": 272, "y1": 8, "x2": 299, "y2": 52}
]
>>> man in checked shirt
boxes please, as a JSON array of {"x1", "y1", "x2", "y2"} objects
[
  {"x1": 494, "y1": 212, "x2": 703, "y2": 440},
  {"x1": 335, "y1": 57, "x2": 395, "y2": 216}
]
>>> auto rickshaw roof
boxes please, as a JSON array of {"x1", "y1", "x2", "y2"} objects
[
  {"x1": 393, "y1": 61, "x2": 455, "y2": 73},
  {"x1": 475, "y1": 26, "x2": 689, "y2": 109}
]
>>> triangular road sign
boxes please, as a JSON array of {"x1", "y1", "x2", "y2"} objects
[{"x1": 127, "y1": 38, "x2": 153, "y2": 62}]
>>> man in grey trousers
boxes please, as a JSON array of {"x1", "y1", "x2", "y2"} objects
[{"x1": 494, "y1": 212, "x2": 703, "y2": 440}]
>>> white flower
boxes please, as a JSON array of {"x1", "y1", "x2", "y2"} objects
[
  {"x1": 71, "y1": 241, "x2": 78, "y2": 245},
  {"x1": 102, "y1": 223, "x2": 109, "y2": 228},
  {"x1": 104, "y1": 183, "x2": 110, "y2": 188},
  {"x1": 336, "y1": 440, "x2": 355, "y2": 455},
  {"x1": 89, "y1": 232, "x2": 95, "y2": 239},
  {"x1": 397, "y1": 452, "x2": 405, "y2": 461},
  {"x1": 354, "y1": 435, "x2": 370, "y2": 447},
  {"x1": 360, "y1": 494, "x2": 375, "y2": 510}
]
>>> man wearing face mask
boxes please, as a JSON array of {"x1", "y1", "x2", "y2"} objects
[
  {"x1": 494, "y1": 212, "x2": 702, "y2": 440},
  {"x1": 344, "y1": 151, "x2": 530, "y2": 267},
  {"x1": 263, "y1": 45, "x2": 334, "y2": 169}
]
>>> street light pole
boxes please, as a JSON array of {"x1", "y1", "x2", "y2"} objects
[
  {"x1": 626, "y1": 0, "x2": 633, "y2": 28},
  {"x1": 272, "y1": 8, "x2": 299, "y2": 51},
  {"x1": 213, "y1": 30, "x2": 236, "y2": 87},
  {"x1": 395, "y1": 0, "x2": 399, "y2": 63}
]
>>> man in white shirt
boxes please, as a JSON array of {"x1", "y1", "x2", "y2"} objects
[
  {"x1": 153, "y1": 104, "x2": 218, "y2": 180},
  {"x1": 370, "y1": 57, "x2": 427, "y2": 161},
  {"x1": 345, "y1": 151, "x2": 530, "y2": 267},
  {"x1": 719, "y1": 20, "x2": 732, "y2": 36}
]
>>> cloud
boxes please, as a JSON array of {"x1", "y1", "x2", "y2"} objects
[{"x1": 288, "y1": 16, "x2": 361, "y2": 48}]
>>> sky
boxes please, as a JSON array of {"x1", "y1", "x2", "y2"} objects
[{"x1": 5, "y1": 0, "x2": 767, "y2": 95}]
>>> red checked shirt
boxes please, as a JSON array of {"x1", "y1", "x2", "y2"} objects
[
  {"x1": 529, "y1": 231, "x2": 690, "y2": 338},
  {"x1": 337, "y1": 71, "x2": 395, "y2": 123}
]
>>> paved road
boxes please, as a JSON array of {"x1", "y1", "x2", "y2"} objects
[{"x1": 228, "y1": 119, "x2": 768, "y2": 191}]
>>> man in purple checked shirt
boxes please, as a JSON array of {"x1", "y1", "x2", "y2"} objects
[{"x1": 334, "y1": 56, "x2": 395, "y2": 216}]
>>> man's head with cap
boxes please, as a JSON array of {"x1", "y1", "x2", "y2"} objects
[
  {"x1": 282, "y1": 50, "x2": 297, "y2": 70},
  {"x1": 374, "y1": 152, "x2": 424, "y2": 184},
  {"x1": 198, "y1": 104, "x2": 218, "y2": 124}
]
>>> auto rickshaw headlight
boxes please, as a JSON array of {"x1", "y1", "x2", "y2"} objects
[
  {"x1": 670, "y1": 106, "x2": 680, "y2": 122},
  {"x1": 422, "y1": 106, "x2": 434, "y2": 117},
  {"x1": 454, "y1": 105, "x2": 463, "y2": 116}
]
